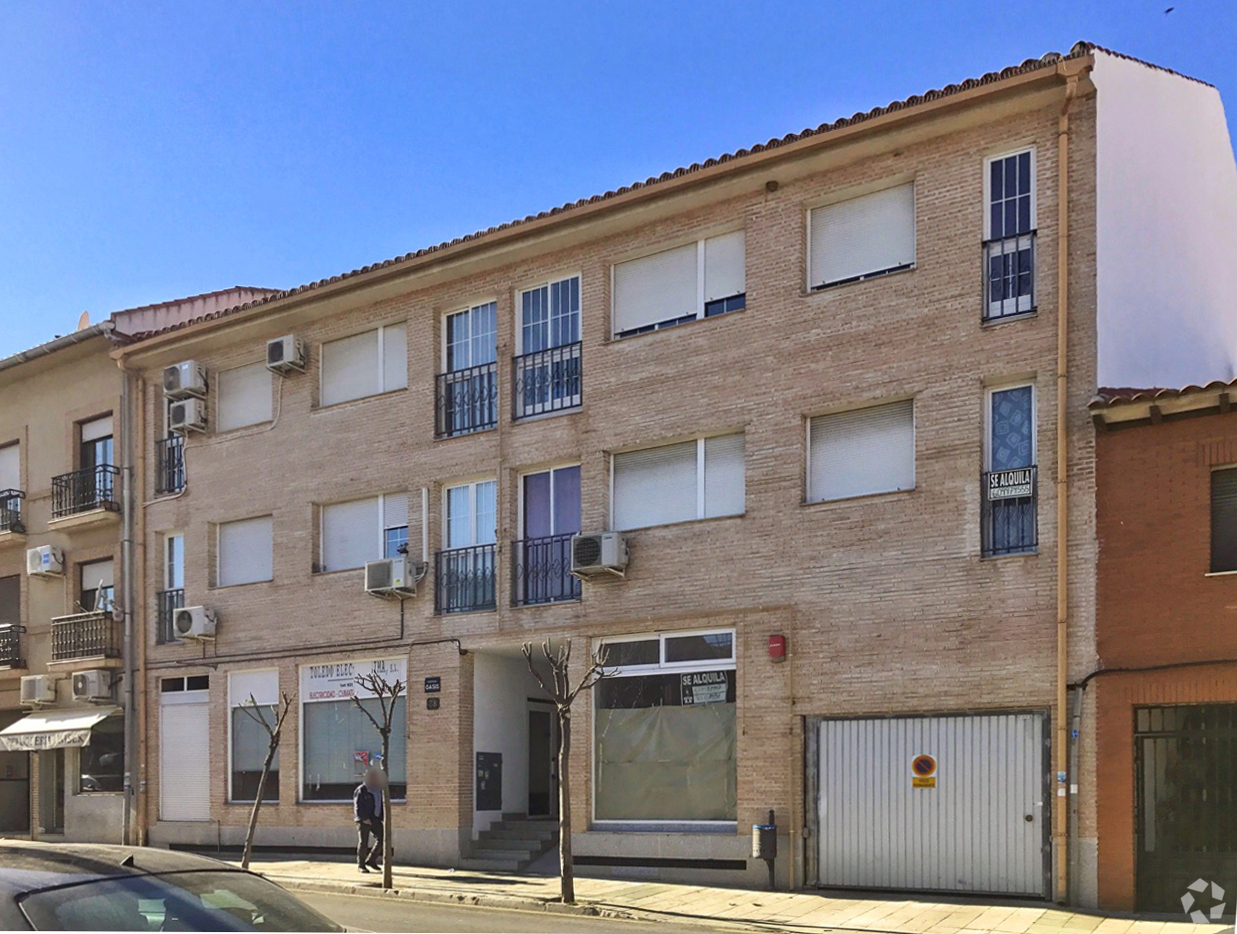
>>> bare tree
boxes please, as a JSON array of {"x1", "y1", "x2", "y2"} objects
[
  {"x1": 521, "y1": 639, "x2": 610, "y2": 904},
  {"x1": 352, "y1": 670, "x2": 406, "y2": 890},
  {"x1": 236, "y1": 691, "x2": 294, "y2": 871}
]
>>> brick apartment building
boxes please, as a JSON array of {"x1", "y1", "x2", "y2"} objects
[
  {"x1": 1091, "y1": 381, "x2": 1237, "y2": 913},
  {"x1": 0, "y1": 41, "x2": 1229, "y2": 907}
]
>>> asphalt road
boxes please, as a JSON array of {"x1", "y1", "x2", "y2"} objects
[{"x1": 301, "y1": 891, "x2": 738, "y2": 933}]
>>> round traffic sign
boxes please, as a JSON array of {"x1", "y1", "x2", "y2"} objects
[{"x1": 911, "y1": 754, "x2": 937, "y2": 778}]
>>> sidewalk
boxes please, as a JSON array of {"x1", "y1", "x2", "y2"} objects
[{"x1": 239, "y1": 855, "x2": 1229, "y2": 934}]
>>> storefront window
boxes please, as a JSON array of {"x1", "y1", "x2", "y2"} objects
[
  {"x1": 78, "y1": 717, "x2": 124, "y2": 793},
  {"x1": 230, "y1": 670, "x2": 279, "y2": 803},
  {"x1": 595, "y1": 630, "x2": 736, "y2": 823}
]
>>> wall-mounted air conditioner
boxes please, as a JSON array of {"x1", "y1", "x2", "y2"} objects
[
  {"x1": 266, "y1": 335, "x2": 306, "y2": 375},
  {"x1": 571, "y1": 532, "x2": 628, "y2": 578},
  {"x1": 163, "y1": 360, "x2": 208, "y2": 399},
  {"x1": 72, "y1": 669, "x2": 113, "y2": 703},
  {"x1": 168, "y1": 398, "x2": 207, "y2": 434},
  {"x1": 173, "y1": 605, "x2": 216, "y2": 640},
  {"x1": 365, "y1": 556, "x2": 418, "y2": 597},
  {"x1": 20, "y1": 674, "x2": 56, "y2": 707},
  {"x1": 26, "y1": 545, "x2": 64, "y2": 577}
]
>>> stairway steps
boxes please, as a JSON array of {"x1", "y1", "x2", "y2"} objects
[
  {"x1": 478, "y1": 828, "x2": 555, "y2": 844},
  {"x1": 475, "y1": 836, "x2": 549, "y2": 851},
  {"x1": 458, "y1": 857, "x2": 524, "y2": 872},
  {"x1": 468, "y1": 816, "x2": 560, "y2": 871}
]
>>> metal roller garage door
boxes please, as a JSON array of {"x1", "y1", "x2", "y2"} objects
[
  {"x1": 160, "y1": 695, "x2": 210, "y2": 822},
  {"x1": 816, "y1": 711, "x2": 1049, "y2": 897}
]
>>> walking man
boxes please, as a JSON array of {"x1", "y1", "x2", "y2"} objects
[{"x1": 353, "y1": 766, "x2": 385, "y2": 873}]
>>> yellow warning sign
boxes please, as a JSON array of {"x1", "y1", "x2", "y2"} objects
[{"x1": 912, "y1": 777, "x2": 937, "y2": 789}]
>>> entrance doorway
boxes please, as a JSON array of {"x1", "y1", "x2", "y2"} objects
[
  {"x1": 38, "y1": 749, "x2": 64, "y2": 834},
  {"x1": 0, "y1": 745, "x2": 29, "y2": 833},
  {"x1": 528, "y1": 705, "x2": 557, "y2": 818}
]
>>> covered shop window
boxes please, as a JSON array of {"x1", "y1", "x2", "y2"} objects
[
  {"x1": 229, "y1": 669, "x2": 279, "y2": 803},
  {"x1": 299, "y1": 658, "x2": 407, "y2": 801},
  {"x1": 78, "y1": 716, "x2": 124, "y2": 793},
  {"x1": 595, "y1": 629, "x2": 736, "y2": 823}
]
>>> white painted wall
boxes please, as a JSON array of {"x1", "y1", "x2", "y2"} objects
[
  {"x1": 1095, "y1": 50, "x2": 1237, "y2": 388},
  {"x1": 472, "y1": 653, "x2": 540, "y2": 836}
]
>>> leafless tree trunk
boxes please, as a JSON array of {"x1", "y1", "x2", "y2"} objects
[
  {"x1": 522, "y1": 639, "x2": 609, "y2": 904},
  {"x1": 237, "y1": 691, "x2": 293, "y2": 871},
  {"x1": 353, "y1": 671, "x2": 406, "y2": 890}
]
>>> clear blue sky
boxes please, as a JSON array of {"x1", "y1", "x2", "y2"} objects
[{"x1": 1, "y1": 0, "x2": 1233, "y2": 356}]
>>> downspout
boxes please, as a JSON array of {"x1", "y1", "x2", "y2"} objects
[
  {"x1": 1054, "y1": 69, "x2": 1080, "y2": 904},
  {"x1": 113, "y1": 351, "x2": 139, "y2": 846},
  {"x1": 133, "y1": 375, "x2": 148, "y2": 845}
]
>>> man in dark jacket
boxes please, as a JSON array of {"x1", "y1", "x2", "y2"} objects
[{"x1": 353, "y1": 766, "x2": 385, "y2": 872}]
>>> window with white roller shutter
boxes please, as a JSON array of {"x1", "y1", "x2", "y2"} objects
[
  {"x1": 809, "y1": 183, "x2": 915, "y2": 289},
  {"x1": 320, "y1": 323, "x2": 407, "y2": 406},
  {"x1": 216, "y1": 363, "x2": 272, "y2": 432},
  {"x1": 0, "y1": 443, "x2": 19, "y2": 491},
  {"x1": 160, "y1": 680, "x2": 211, "y2": 821},
  {"x1": 321, "y1": 493, "x2": 408, "y2": 572},
  {"x1": 217, "y1": 516, "x2": 273, "y2": 586},
  {"x1": 229, "y1": 669, "x2": 279, "y2": 803},
  {"x1": 613, "y1": 230, "x2": 745, "y2": 337},
  {"x1": 612, "y1": 433, "x2": 745, "y2": 530},
  {"x1": 808, "y1": 400, "x2": 915, "y2": 502}
]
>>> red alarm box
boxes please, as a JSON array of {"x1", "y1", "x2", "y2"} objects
[{"x1": 768, "y1": 634, "x2": 787, "y2": 662}]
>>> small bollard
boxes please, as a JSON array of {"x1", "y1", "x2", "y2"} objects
[{"x1": 751, "y1": 808, "x2": 777, "y2": 890}]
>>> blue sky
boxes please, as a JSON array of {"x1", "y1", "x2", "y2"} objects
[{"x1": 0, "y1": 0, "x2": 1234, "y2": 357}]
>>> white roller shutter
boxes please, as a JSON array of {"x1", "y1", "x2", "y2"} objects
[
  {"x1": 810, "y1": 400, "x2": 915, "y2": 502},
  {"x1": 216, "y1": 363, "x2": 272, "y2": 432},
  {"x1": 160, "y1": 696, "x2": 211, "y2": 821},
  {"x1": 382, "y1": 492, "x2": 408, "y2": 530},
  {"x1": 321, "y1": 330, "x2": 380, "y2": 406},
  {"x1": 80, "y1": 415, "x2": 113, "y2": 442},
  {"x1": 613, "y1": 243, "x2": 698, "y2": 334},
  {"x1": 229, "y1": 669, "x2": 278, "y2": 707},
  {"x1": 613, "y1": 441, "x2": 697, "y2": 530},
  {"x1": 810, "y1": 183, "x2": 915, "y2": 288},
  {"x1": 0, "y1": 444, "x2": 18, "y2": 491},
  {"x1": 218, "y1": 516, "x2": 273, "y2": 586},
  {"x1": 703, "y1": 434, "x2": 745, "y2": 518},
  {"x1": 80, "y1": 558, "x2": 114, "y2": 592},
  {"x1": 322, "y1": 497, "x2": 380, "y2": 571},
  {"x1": 381, "y1": 324, "x2": 408, "y2": 392},
  {"x1": 704, "y1": 231, "x2": 745, "y2": 301}
]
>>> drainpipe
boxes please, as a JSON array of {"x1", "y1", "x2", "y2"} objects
[
  {"x1": 1054, "y1": 69, "x2": 1080, "y2": 904},
  {"x1": 113, "y1": 354, "x2": 138, "y2": 847}
]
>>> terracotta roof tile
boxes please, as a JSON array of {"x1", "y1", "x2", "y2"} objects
[{"x1": 1091, "y1": 379, "x2": 1237, "y2": 408}]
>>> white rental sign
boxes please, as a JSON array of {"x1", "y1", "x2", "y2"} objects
[{"x1": 300, "y1": 657, "x2": 406, "y2": 703}]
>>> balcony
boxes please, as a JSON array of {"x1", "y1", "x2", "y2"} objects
[
  {"x1": 436, "y1": 362, "x2": 498, "y2": 438},
  {"x1": 0, "y1": 625, "x2": 25, "y2": 670},
  {"x1": 513, "y1": 342, "x2": 582, "y2": 420},
  {"x1": 512, "y1": 534, "x2": 581, "y2": 607},
  {"x1": 51, "y1": 611, "x2": 121, "y2": 663},
  {"x1": 155, "y1": 435, "x2": 186, "y2": 495},
  {"x1": 983, "y1": 232, "x2": 1036, "y2": 321},
  {"x1": 0, "y1": 489, "x2": 25, "y2": 538},
  {"x1": 981, "y1": 466, "x2": 1038, "y2": 557},
  {"x1": 156, "y1": 588, "x2": 185, "y2": 644},
  {"x1": 51, "y1": 465, "x2": 120, "y2": 524},
  {"x1": 435, "y1": 544, "x2": 497, "y2": 614}
]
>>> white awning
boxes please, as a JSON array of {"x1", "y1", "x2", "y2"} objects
[{"x1": 0, "y1": 707, "x2": 119, "y2": 752}]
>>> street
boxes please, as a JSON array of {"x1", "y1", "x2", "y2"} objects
[{"x1": 300, "y1": 891, "x2": 742, "y2": 934}]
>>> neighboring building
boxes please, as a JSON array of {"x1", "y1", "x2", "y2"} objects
[
  {"x1": 1091, "y1": 381, "x2": 1237, "y2": 913},
  {"x1": 0, "y1": 288, "x2": 275, "y2": 844},
  {"x1": 102, "y1": 42, "x2": 1237, "y2": 906}
]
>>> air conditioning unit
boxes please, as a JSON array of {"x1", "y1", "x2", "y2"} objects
[
  {"x1": 20, "y1": 674, "x2": 56, "y2": 707},
  {"x1": 266, "y1": 335, "x2": 306, "y2": 374},
  {"x1": 168, "y1": 398, "x2": 207, "y2": 434},
  {"x1": 72, "y1": 669, "x2": 113, "y2": 703},
  {"x1": 173, "y1": 606, "x2": 217, "y2": 640},
  {"x1": 571, "y1": 532, "x2": 628, "y2": 578},
  {"x1": 163, "y1": 360, "x2": 208, "y2": 399},
  {"x1": 365, "y1": 556, "x2": 418, "y2": 597},
  {"x1": 26, "y1": 545, "x2": 64, "y2": 577}
]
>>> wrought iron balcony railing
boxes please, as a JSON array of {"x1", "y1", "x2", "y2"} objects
[
  {"x1": 0, "y1": 624, "x2": 25, "y2": 669},
  {"x1": 436, "y1": 362, "x2": 498, "y2": 438},
  {"x1": 981, "y1": 466, "x2": 1038, "y2": 557},
  {"x1": 983, "y1": 231, "x2": 1036, "y2": 321},
  {"x1": 156, "y1": 588, "x2": 185, "y2": 644},
  {"x1": 51, "y1": 465, "x2": 120, "y2": 519},
  {"x1": 435, "y1": 544, "x2": 497, "y2": 614},
  {"x1": 51, "y1": 611, "x2": 121, "y2": 661},
  {"x1": 0, "y1": 489, "x2": 24, "y2": 534},
  {"x1": 513, "y1": 342, "x2": 582, "y2": 420},
  {"x1": 155, "y1": 435, "x2": 186, "y2": 495},
  {"x1": 512, "y1": 534, "x2": 581, "y2": 607}
]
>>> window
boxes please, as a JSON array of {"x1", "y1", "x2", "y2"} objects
[
  {"x1": 0, "y1": 575, "x2": 17, "y2": 624},
  {"x1": 982, "y1": 385, "x2": 1037, "y2": 556},
  {"x1": 216, "y1": 362, "x2": 272, "y2": 432},
  {"x1": 80, "y1": 415, "x2": 114, "y2": 470},
  {"x1": 808, "y1": 400, "x2": 915, "y2": 502},
  {"x1": 157, "y1": 534, "x2": 185, "y2": 644},
  {"x1": 229, "y1": 669, "x2": 279, "y2": 802},
  {"x1": 161, "y1": 675, "x2": 209, "y2": 693},
  {"x1": 1211, "y1": 469, "x2": 1237, "y2": 573},
  {"x1": 300, "y1": 659, "x2": 407, "y2": 801},
  {"x1": 984, "y1": 149, "x2": 1036, "y2": 319},
  {"x1": 612, "y1": 434, "x2": 745, "y2": 530},
  {"x1": 446, "y1": 302, "x2": 498, "y2": 372},
  {"x1": 217, "y1": 516, "x2": 273, "y2": 587},
  {"x1": 515, "y1": 277, "x2": 582, "y2": 418},
  {"x1": 437, "y1": 480, "x2": 497, "y2": 614},
  {"x1": 809, "y1": 183, "x2": 915, "y2": 289},
  {"x1": 321, "y1": 493, "x2": 409, "y2": 572},
  {"x1": 520, "y1": 277, "x2": 580, "y2": 355},
  {"x1": 516, "y1": 466, "x2": 582, "y2": 606},
  {"x1": 438, "y1": 304, "x2": 498, "y2": 436},
  {"x1": 445, "y1": 480, "x2": 497, "y2": 549},
  {"x1": 79, "y1": 558, "x2": 115, "y2": 613},
  {"x1": 595, "y1": 629, "x2": 736, "y2": 823},
  {"x1": 320, "y1": 323, "x2": 407, "y2": 407},
  {"x1": 0, "y1": 442, "x2": 18, "y2": 491},
  {"x1": 77, "y1": 716, "x2": 123, "y2": 793},
  {"x1": 613, "y1": 230, "x2": 745, "y2": 337}
]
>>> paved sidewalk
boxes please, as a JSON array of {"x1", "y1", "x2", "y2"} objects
[{"x1": 237, "y1": 855, "x2": 1229, "y2": 934}]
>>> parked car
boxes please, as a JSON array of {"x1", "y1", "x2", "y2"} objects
[{"x1": 0, "y1": 842, "x2": 343, "y2": 931}]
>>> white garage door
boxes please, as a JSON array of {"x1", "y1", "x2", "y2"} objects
[
  {"x1": 817, "y1": 712, "x2": 1048, "y2": 896},
  {"x1": 160, "y1": 695, "x2": 210, "y2": 821}
]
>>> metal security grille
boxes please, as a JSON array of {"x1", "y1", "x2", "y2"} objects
[{"x1": 1135, "y1": 705, "x2": 1237, "y2": 914}]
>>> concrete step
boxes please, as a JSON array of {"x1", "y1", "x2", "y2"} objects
[
  {"x1": 474, "y1": 835, "x2": 548, "y2": 851},
  {"x1": 479, "y1": 827, "x2": 556, "y2": 843},
  {"x1": 470, "y1": 847, "x2": 538, "y2": 861},
  {"x1": 458, "y1": 856, "x2": 524, "y2": 872}
]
